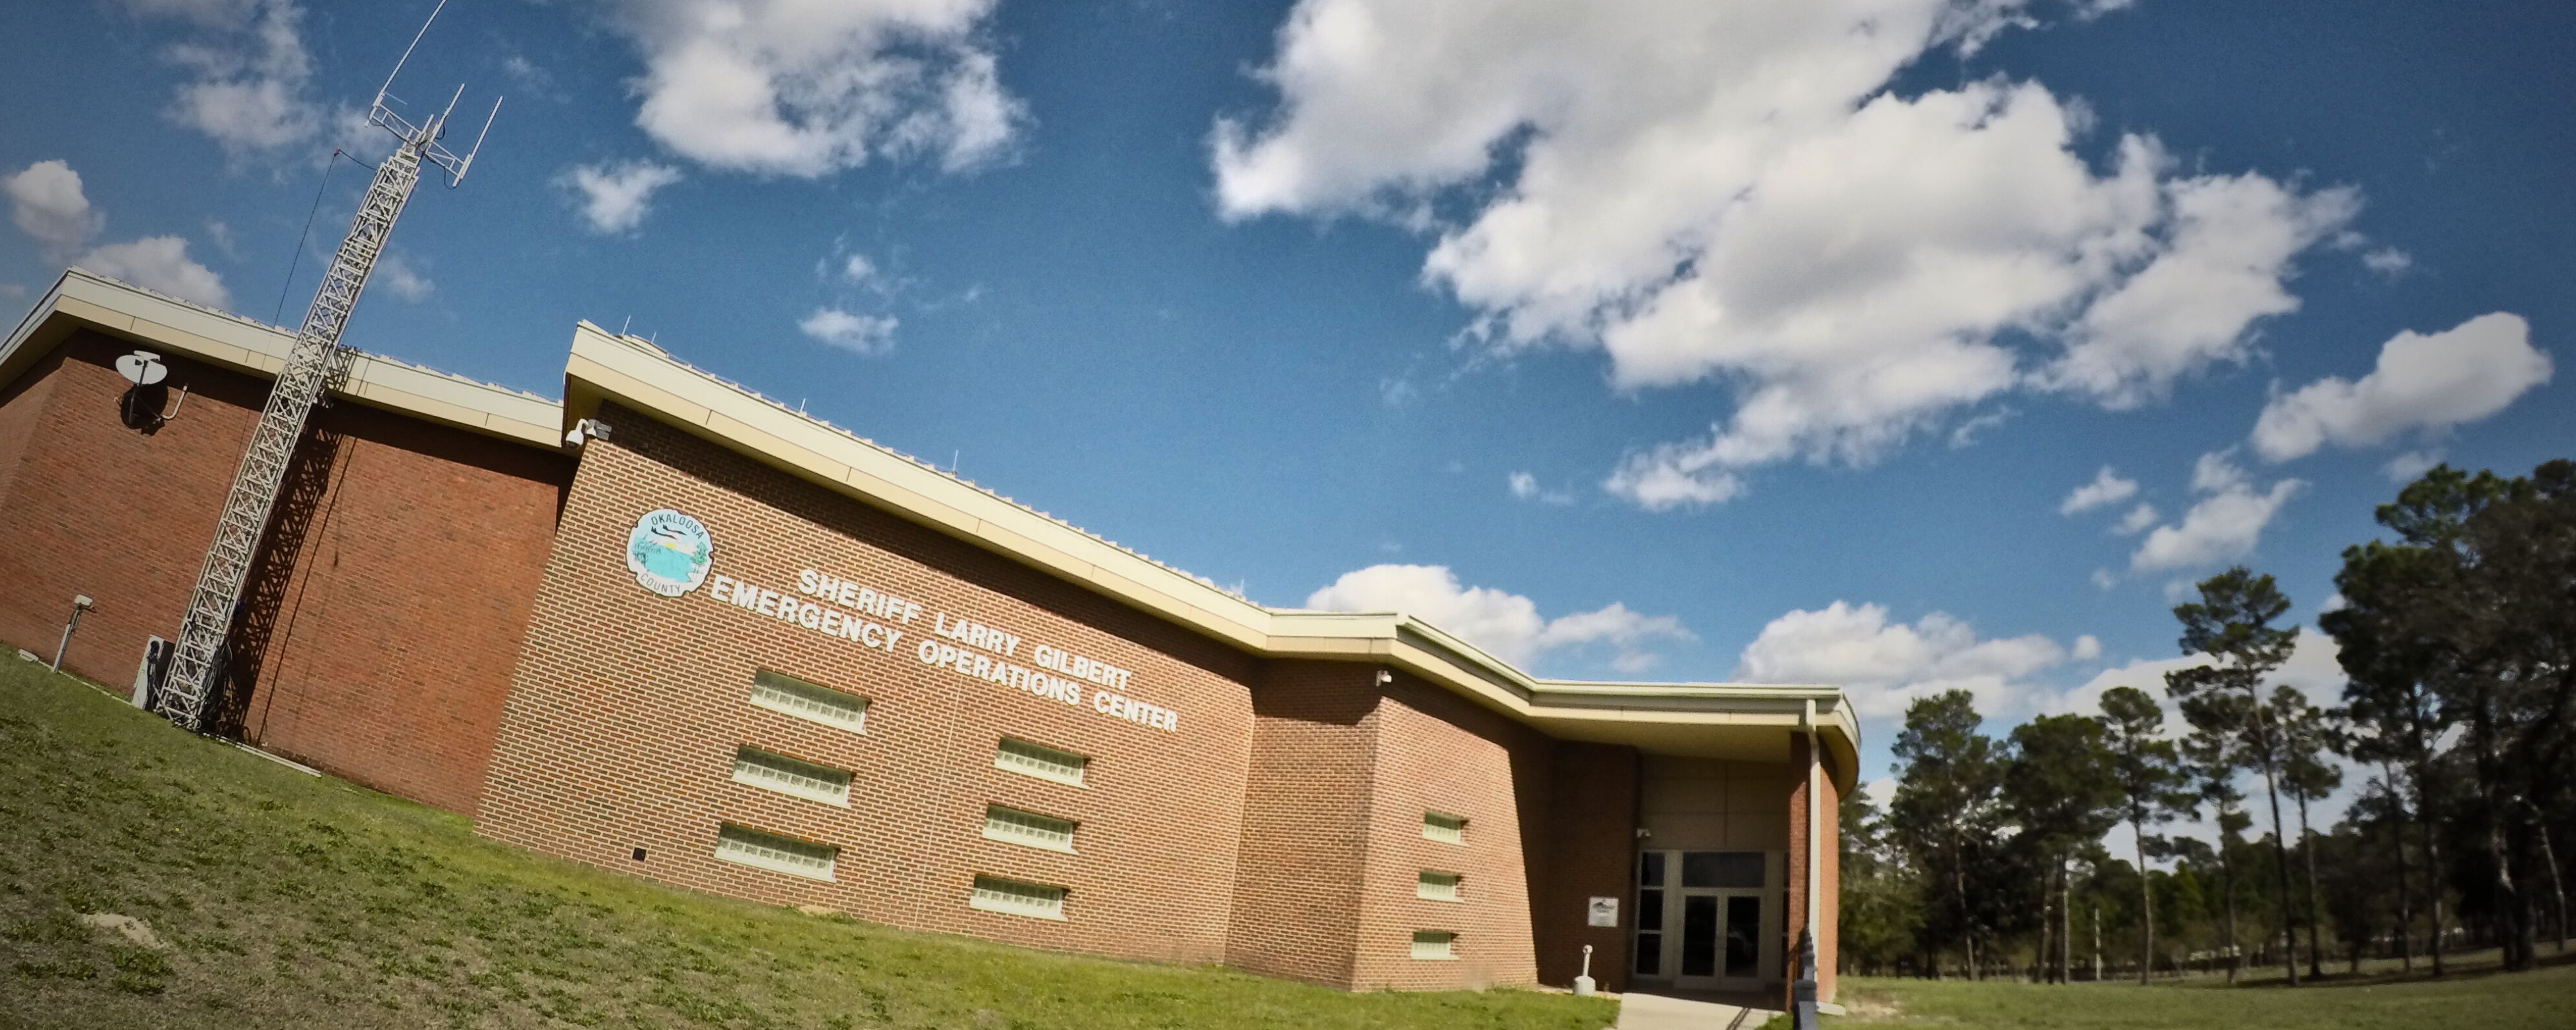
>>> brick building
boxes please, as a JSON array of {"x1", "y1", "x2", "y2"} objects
[{"x1": 2, "y1": 270, "x2": 1857, "y2": 1005}]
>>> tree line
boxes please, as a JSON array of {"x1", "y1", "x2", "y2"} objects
[{"x1": 1839, "y1": 460, "x2": 2574, "y2": 984}]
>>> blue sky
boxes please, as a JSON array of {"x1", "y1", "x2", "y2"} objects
[{"x1": 3, "y1": 1, "x2": 2568, "y2": 827}]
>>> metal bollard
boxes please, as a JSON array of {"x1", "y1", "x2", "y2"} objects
[
  {"x1": 51, "y1": 595, "x2": 93, "y2": 673},
  {"x1": 1792, "y1": 929, "x2": 1819, "y2": 1030}
]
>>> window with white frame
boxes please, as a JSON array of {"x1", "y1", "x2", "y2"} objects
[
  {"x1": 1410, "y1": 930, "x2": 1457, "y2": 960},
  {"x1": 713, "y1": 823, "x2": 837, "y2": 881},
  {"x1": 1421, "y1": 812, "x2": 1467, "y2": 845},
  {"x1": 969, "y1": 875, "x2": 1067, "y2": 921},
  {"x1": 983, "y1": 805, "x2": 1077, "y2": 853},
  {"x1": 1417, "y1": 871, "x2": 1463, "y2": 902},
  {"x1": 748, "y1": 670, "x2": 868, "y2": 732},
  {"x1": 731, "y1": 746, "x2": 854, "y2": 805},
  {"x1": 994, "y1": 738, "x2": 1087, "y2": 787}
]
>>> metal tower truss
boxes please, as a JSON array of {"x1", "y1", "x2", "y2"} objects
[{"x1": 155, "y1": 2, "x2": 497, "y2": 731}]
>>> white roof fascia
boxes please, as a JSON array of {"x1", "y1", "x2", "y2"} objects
[{"x1": 1, "y1": 268, "x2": 563, "y2": 449}]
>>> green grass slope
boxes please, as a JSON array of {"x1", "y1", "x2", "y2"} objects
[
  {"x1": 1824, "y1": 951, "x2": 2576, "y2": 1030},
  {"x1": 0, "y1": 662, "x2": 1613, "y2": 1030}
]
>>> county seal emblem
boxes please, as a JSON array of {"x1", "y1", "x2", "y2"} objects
[{"x1": 626, "y1": 509, "x2": 714, "y2": 597}]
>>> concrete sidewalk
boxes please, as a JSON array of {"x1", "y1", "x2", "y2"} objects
[{"x1": 1613, "y1": 991, "x2": 1777, "y2": 1030}]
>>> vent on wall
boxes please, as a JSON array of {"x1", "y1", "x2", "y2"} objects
[
  {"x1": 748, "y1": 670, "x2": 868, "y2": 731},
  {"x1": 713, "y1": 823, "x2": 837, "y2": 881},
  {"x1": 994, "y1": 738, "x2": 1087, "y2": 786},
  {"x1": 1410, "y1": 930, "x2": 1457, "y2": 960},
  {"x1": 1421, "y1": 812, "x2": 1467, "y2": 845},
  {"x1": 969, "y1": 875, "x2": 1067, "y2": 921},
  {"x1": 731, "y1": 747, "x2": 854, "y2": 805},
  {"x1": 982, "y1": 805, "x2": 1077, "y2": 853},
  {"x1": 1417, "y1": 871, "x2": 1463, "y2": 902}
]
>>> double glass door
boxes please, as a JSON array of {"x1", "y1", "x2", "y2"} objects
[{"x1": 1633, "y1": 850, "x2": 1775, "y2": 991}]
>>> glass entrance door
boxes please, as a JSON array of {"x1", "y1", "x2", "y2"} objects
[{"x1": 1633, "y1": 850, "x2": 1777, "y2": 991}]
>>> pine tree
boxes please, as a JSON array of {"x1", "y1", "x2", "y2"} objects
[{"x1": 2168, "y1": 567, "x2": 2306, "y2": 986}]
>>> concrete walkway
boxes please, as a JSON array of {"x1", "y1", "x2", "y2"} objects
[{"x1": 1612, "y1": 991, "x2": 1777, "y2": 1030}]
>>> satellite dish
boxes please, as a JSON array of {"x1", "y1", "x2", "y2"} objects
[{"x1": 115, "y1": 350, "x2": 168, "y2": 386}]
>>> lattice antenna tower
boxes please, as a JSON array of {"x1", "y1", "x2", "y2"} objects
[{"x1": 155, "y1": 1, "x2": 500, "y2": 731}]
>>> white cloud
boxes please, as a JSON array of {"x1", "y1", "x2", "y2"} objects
[
  {"x1": 2189, "y1": 448, "x2": 2249, "y2": 494},
  {"x1": 2044, "y1": 627, "x2": 2344, "y2": 744},
  {"x1": 559, "y1": 160, "x2": 684, "y2": 234},
  {"x1": 598, "y1": 0, "x2": 1024, "y2": 178},
  {"x1": 2071, "y1": 634, "x2": 2101, "y2": 661},
  {"x1": 375, "y1": 251, "x2": 433, "y2": 301},
  {"x1": 2060, "y1": 465, "x2": 2138, "y2": 515},
  {"x1": 2318, "y1": 592, "x2": 2347, "y2": 615},
  {"x1": 75, "y1": 236, "x2": 229, "y2": 308},
  {"x1": 1733, "y1": 601, "x2": 2069, "y2": 718},
  {"x1": 1213, "y1": 0, "x2": 2356, "y2": 509},
  {"x1": 838, "y1": 254, "x2": 876, "y2": 285},
  {"x1": 798, "y1": 307, "x2": 898, "y2": 355},
  {"x1": 5, "y1": 160, "x2": 102, "y2": 254},
  {"x1": 1862, "y1": 776, "x2": 1898, "y2": 807},
  {"x1": 2250, "y1": 313, "x2": 2552, "y2": 462},
  {"x1": 2130, "y1": 478, "x2": 2303, "y2": 572},
  {"x1": 2362, "y1": 247, "x2": 2412, "y2": 277},
  {"x1": 1506, "y1": 471, "x2": 1573, "y2": 505},
  {"x1": 2112, "y1": 502, "x2": 2159, "y2": 535},
  {"x1": 2040, "y1": 174, "x2": 2360, "y2": 407},
  {"x1": 2384, "y1": 449, "x2": 2443, "y2": 482},
  {"x1": 117, "y1": 0, "x2": 328, "y2": 158},
  {"x1": 2091, "y1": 567, "x2": 2118, "y2": 590},
  {"x1": 1303, "y1": 563, "x2": 1691, "y2": 670}
]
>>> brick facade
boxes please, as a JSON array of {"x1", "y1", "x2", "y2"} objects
[
  {"x1": 0, "y1": 332, "x2": 567, "y2": 813},
  {"x1": 0, "y1": 311, "x2": 1843, "y2": 997}
]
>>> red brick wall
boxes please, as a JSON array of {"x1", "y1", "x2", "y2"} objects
[
  {"x1": 1537, "y1": 742, "x2": 1639, "y2": 991},
  {"x1": 0, "y1": 331, "x2": 570, "y2": 814},
  {"x1": 225, "y1": 398, "x2": 571, "y2": 814},
  {"x1": 477, "y1": 407, "x2": 1260, "y2": 966},
  {"x1": 1350, "y1": 673, "x2": 1549, "y2": 990},
  {"x1": 1785, "y1": 735, "x2": 1842, "y2": 1006},
  {"x1": 1224, "y1": 660, "x2": 1381, "y2": 985}
]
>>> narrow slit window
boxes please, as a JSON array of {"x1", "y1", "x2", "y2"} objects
[
  {"x1": 969, "y1": 875, "x2": 1067, "y2": 921},
  {"x1": 983, "y1": 805, "x2": 1078, "y2": 853},
  {"x1": 1422, "y1": 812, "x2": 1467, "y2": 845},
  {"x1": 1410, "y1": 931, "x2": 1457, "y2": 960},
  {"x1": 712, "y1": 823, "x2": 837, "y2": 881},
  {"x1": 1416, "y1": 871, "x2": 1463, "y2": 902},
  {"x1": 731, "y1": 746, "x2": 854, "y2": 805},
  {"x1": 748, "y1": 670, "x2": 868, "y2": 732},
  {"x1": 994, "y1": 738, "x2": 1087, "y2": 787}
]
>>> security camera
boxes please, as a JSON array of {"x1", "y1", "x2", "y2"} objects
[{"x1": 1375, "y1": 669, "x2": 1394, "y2": 685}]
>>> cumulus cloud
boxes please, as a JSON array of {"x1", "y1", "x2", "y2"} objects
[
  {"x1": 2130, "y1": 451, "x2": 2302, "y2": 572},
  {"x1": 1733, "y1": 601, "x2": 2069, "y2": 718},
  {"x1": 595, "y1": 0, "x2": 1024, "y2": 178},
  {"x1": 2251, "y1": 313, "x2": 2552, "y2": 462},
  {"x1": 2060, "y1": 465, "x2": 2139, "y2": 515},
  {"x1": 1303, "y1": 563, "x2": 1692, "y2": 671},
  {"x1": 1213, "y1": 0, "x2": 2356, "y2": 510},
  {"x1": 375, "y1": 251, "x2": 433, "y2": 301},
  {"x1": 5, "y1": 160, "x2": 102, "y2": 254},
  {"x1": 2112, "y1": 502, "x2": 2159, "y2": 535},
  {"x1": 1506, "y1": 471, "x2": 1574, "y2": 505},
  {"x1": 2384, "y1": 449, "x2": 2443, "y2": 483},
  {"x1": 2043, "y1": 628, "x2": 2344, "y2": 741},
  {"x1": 559, "y1": 160, "x2": 684, "y2": 234},
  {"x1": 115, "y1": 0, "x2": 329, "y2": 158},
  {"x1": 2072, "y1": 634, "x2": 2101, "y2": 661},
  {"x1": 2362, "y1": 247, "x2": 2412, "y2": 277},
  {"x1": 76, "y1": 237, "x2": 230, "y2": 308},
  {"x1": 798, "y1": 307, "x2": 898, "y2": 355}
]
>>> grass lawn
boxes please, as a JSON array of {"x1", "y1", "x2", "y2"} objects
[
  {"x1": 0, "y1": 660, "x2": 1615, "y2": 1030},
  {"x1": 1824, "y1": 947, "x2": 2576, "y2": 1029}
]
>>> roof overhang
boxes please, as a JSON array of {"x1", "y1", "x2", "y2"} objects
[
  {"x1": 0, "y1": 268, "x2": 564, "y2": 449},
  {"x1": 563, "y1": 322, "x2": 1860, "y2": 790}
]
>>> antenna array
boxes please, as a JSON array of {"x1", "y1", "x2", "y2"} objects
[{"x1": 154, "y1": 1, "x2": 499, "y2": 731}]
